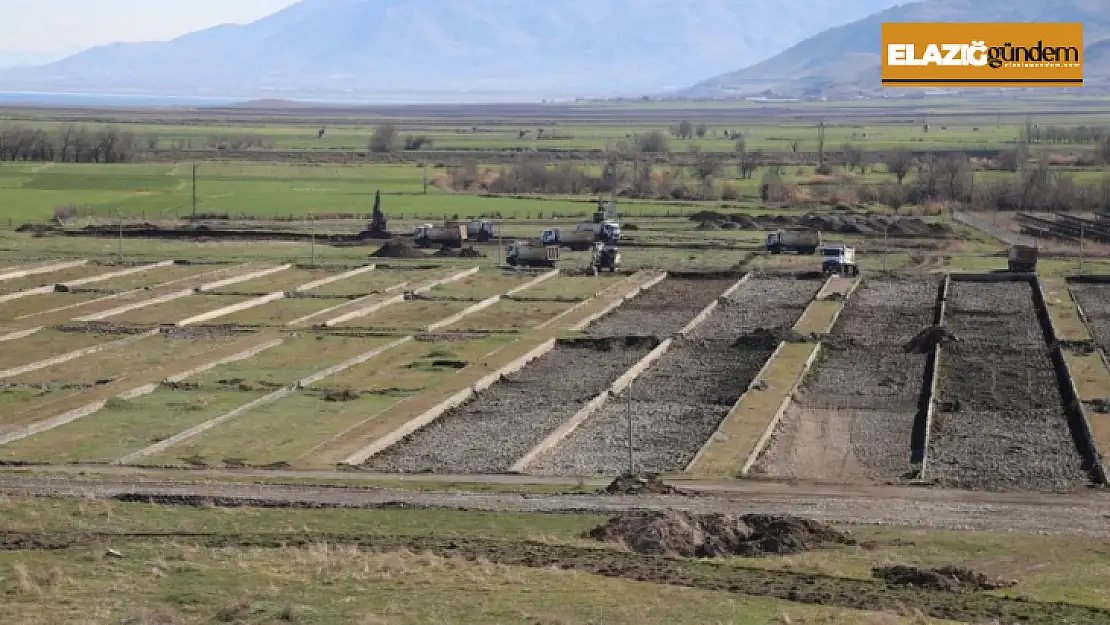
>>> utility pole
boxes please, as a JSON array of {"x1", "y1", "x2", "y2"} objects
[
  {"x1": 191, "y1": 162, "x2": 198, "y2": 218},
  {"x1": 310, "y1": 212, "x2": 317, "y2": 266},
  {"x1": 1079, "y1": 222, "x2": 1086, "y2": 276},
  {"x1": 626, "y1": 378, "x2": 634, "y2": 476},
  {"x1": 423, "y1": 161, "x2": 428, "y2": 195},
  {"x1": 117, "y1": 210, "x2": 124, "y2": 262},
  {"x1": 497, "y1": 219, "x2": 503, "y2": 268},
  {"x1": 883, "y1": 225, "x2": 889, "y2": 272}
]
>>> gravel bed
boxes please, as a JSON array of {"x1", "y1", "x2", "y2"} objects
[
  {"x1": 692, "y1": 276, "x2": 820, "y2": 342},
  {"x1": 529, "y1": 338, "x2": 773, "y2": 476},
  {"x1": 753, "y1": 279, "x2": 935, "y2": 482},
  {"x1": 365, "y1": 337, "x2": 655, "y2": 474},
  {"x1": 1070, "y1": 283, "x2": 1110, "y2": 352},
  {"x1": 586, "y1": 277, "x2": 737, "y2": 338},
  {"x1": 929, "y1": 282, "x2": 1088, "y2": 491}
]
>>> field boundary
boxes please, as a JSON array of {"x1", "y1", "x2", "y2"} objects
[
  {"x1": 913, "y1": 274, "x2": 948, "y2": 478},
  {"x1": 568, "y1": 271, "x2": 668, "y2": 332},
  {"x1": 322, "y1": 267, "x2": 479, "y2": 327},
  {"x1": 197, "y1": 264, "x2": 292, "y2": 293},
  {"x1": 341, "y1": 338, "x2": 559, "y2": 466},
  {"x1": 677, "y1": 273, "x2": 751, "y2": 337},
  {"x1": 0, "y1": 260, "x2": 87, "y2": 282},
  {"x1": 739, "y1": 343, "x2": 823, "y2": 477},
  {"x1": 0, "y1": 329, "x2": 159, "y2": 380},
  {"x1": 289, "y1": 277, "x2": 414, "y2": 327},
  {"x1": 534, "y1": 271, "x2": 648, "y2": 330},
  {"x1": 292, "y1": 264, "x2": 376, "y2": 293},
  {"x1": 0, "y1": 261, "x2": 171, "y2": 304},
  {"x1": 1031, "y1": 276, "x2": 1108, "y2": 485},
  {"x1": 0, "y1": 327, "x2": 41, "y2": 343}
]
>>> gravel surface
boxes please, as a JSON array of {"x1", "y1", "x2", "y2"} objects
[
  {"x1": 365, "y1": 337, "x2": 655, "y2": 474},
  {"x1": 529, "y1": 337, "x2": 775, "y2": 476},
  {"x1": 929, "y1": 281, "x2": 1089, "y2": 491},
  {"x1": 692, "y1": 276, "x2": 821, "y2": 342},
  {"x1": 586, "y1": 277, "x2": 737, "y2": 338},
  {"x1": 1070, "y1": 283, "x2": 1110, "y2": 352},
  {"x1": 754, "y1": 279, "x2": 937, "y2": 482}
]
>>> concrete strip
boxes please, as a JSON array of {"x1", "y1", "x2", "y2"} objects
[
  {"x1": 289, "y1": 280, "x2": 413, "y2": 327},
  {"x1": 342, "y1": 337, "x2": 558, "y2": 466},
  {"x1": 197, "y1": 264, "x2": 292, "y2": 292},
  {"x1": 0, "y1": 330, "x2": 159, "y2": 380},
  {"x1": 504, "y1": 269, "x2": 559, "y2": 297},
  {"x1": 75, "y1": 289, "x2": 194, "y2": 322},
  {"x1": 425, "y1": 295, "x2": 501, "y2": 332},
  {"x1": 0, "y1": 327, "x2": 42, "y2": 343},
  {"x1": 293, "y1": 264, "x2": 376, "y2": 293},
  {"x1": 59, "y1": 260, "x2": 174, "y2": 288},
  {"x1": 510, "y1": 337, "x2": 675, "y2": 473},
  {"x1": 916, "y1": 274, "x2": 949, "y2": 478},
  {"x1": 819, "y1": 275, "x2": 862, "y2": 334},
  {"x1": 791, "y1": 275, "x2": 860, "y2": 335},
  {"x1": 163, "y1": 338, "x2": 286, "y2": 384},
  {"x1": 569, "y1": 271, "x2": 667, "y2": 332},
  {"x1": 297, "y1": 336, "x2": 413, "y2": 388},
  {"x1": 177, "y1": 291, "x2": 286, "y2": 326},
  {"x1": 322, "y1": 268, "x2": 479, "y2": 328},
  {"x1": 740, "y1": 343, "x2": 823, "y2": 476},
  {"x1": 114, "y1": 389, "x2": 294, "y2": 465},
  {"x1": 0, "y1": 400, "x2": 108, "y2": 446},
  {"x1": 0, "y1": 285, "x2": 56, "y2": 304},
  {"x1": 0, "y1": 260, "x2": 87, "y2": 282},
  {"x1": 677, "y1": 274, "x2": 751, "y2": 338}
]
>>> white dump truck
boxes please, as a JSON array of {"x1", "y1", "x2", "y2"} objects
[
  {"x1": 766, "y1": 230, "x2": 821, "y2": 254},
  {"x1": 821, "y1": 244, "x2": 859, "y2": 276}
]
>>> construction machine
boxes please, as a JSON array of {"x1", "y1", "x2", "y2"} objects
[
  {"x1": 506, "y1": 241, "x2": 560, "y2": 268},
  {"x1": 590, "y1": 241, "x2": 621, "y2": 274},
  {"x1": 821, "y1": 244, "x2": 859, "y2": 276},
  {"x1": 1007, "y1": 244, "x2": 1038, "y2": 272},
  {"x1": 766, "y1": 229, "x2": 821, "y2": 254},
  {"x1": 413, "y1": 223, "x2": 468, "y2": 248}
]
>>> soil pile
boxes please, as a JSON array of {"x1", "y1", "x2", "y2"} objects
[
  {"x1": 433, "y1": 245, "x2": 457, "y2": 257},
  {"x1": 371, "y1": 240, "x2": 427, "y2": 259},
  {"x1": 458, "y1": 246, "x2": 486, "y2": 258},
  {"x1": 873, "y1": 565, "x2": 1015, "y2": 592},
  {"x1": 733, "y1": 327, "x2": 803, "y2": 350},
  {"x1": 603, "y1": 473, "x2": 683, "y2": 496},
  {"x1": 903, "y1": 326, "x2": 959, "y2": 354},
  {"x1": 586, "y1": 510, "x2": 856, "y2": 558}
]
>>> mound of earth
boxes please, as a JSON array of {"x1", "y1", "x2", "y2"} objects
[
  {"x1": 586, "y1": 510, "x2": 856, "y2": 558},
  {"x1": 732, "y1": 327, "x2": 803, "y2": 350},
  {"x1": 903, "y1": 326, "x2": 959, "y2": 354},
  {"x1": 873, "y1": 565, "x2": 1015, "y2": 592},
  {"x1": 433, "y1": 245, "x2": 458, "y2": 257},
  {"x1": 458, "y1": 246, "x2": 486, "y2": 258},
  {"x1": 603, "y1": 473, "x2": 683, "y2": 496},
  {"x1": 371, "y1": 240, "x2": 427, "y2": 258}
]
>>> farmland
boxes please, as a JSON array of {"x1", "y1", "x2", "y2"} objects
[{"x1": 3, "y1": 98, "x2": 1110, "y2": 623}]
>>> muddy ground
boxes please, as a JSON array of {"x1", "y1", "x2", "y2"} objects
[
  {"x1": 691, "y1": 275, "x2": 822, "y2": 342},
  {"x1": 585, "y1": 277, "x2": 737, "y2": 338},
  {"x1": 929, "y1": 281, "x2": 1089, "y2": 491},
  {"x1": 754, "y1": 279, "x2": 937, "y2": 482},
  {"x1": 1070, "y1": 283, "x2": 1110, "y2": 352},
  {"x1": 365, "y1": 337, "x2": 656, "y2": 474}
]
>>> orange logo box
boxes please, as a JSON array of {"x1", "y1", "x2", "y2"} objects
[{"x1": 881, "y1": 22, "x2": 1084, "y2": 87}]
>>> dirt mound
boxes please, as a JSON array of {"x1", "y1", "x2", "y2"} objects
[
  {"x1": 603, "y1": 473, "x2": 683, "y2": 496},
  {"x1": 433, "y1": 245, "x2": 458, "y2": 257},
  {"x1": 903, "y1": 326, "x2": 959, "y2": 354},
  {"x1": 371, "y1": 240, "x2": 427, "y2": 259},
  {"x1": 696, "y1": 221, "x2": 721, "y2": 231},
  {"x1": 873, "y1": 565, "x2": 1015, "y2": 592},
  {"x1": 458, "y1": 246, "x2": 486, "y2": 258},
  {"x1": 733, "y1": 327, "x2": 803, "y2": 350},
  {"x1": 586, "y1": 510, "x2": 856, "y2": 558}
]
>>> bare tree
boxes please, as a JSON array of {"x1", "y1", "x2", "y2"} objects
[
  {"x1": 692, "y1": 151, "x2": 722, "y2": 197},
  {"x1": 369, "y1": 124, "x2": 399, "y2": 153},
  {"x1": 842, "y1": 143, "x2": 866, "y2": 174},
  {"x1": 882, "y1": 150, "x2": 914, "y2": 184},
  {"x1": 675, "y1": 120, "x2": 694, "y2": 140},
  {"x1": 695, "y1": 123, "x2": 708, "y2": 139},
  {"x1": 634, "y1": 131, "x2": 670, "y2": 154}
]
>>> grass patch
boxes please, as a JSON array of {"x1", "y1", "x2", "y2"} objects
[
  {"x1": 83, "y1": 263, "x2": 213, "y2": 292},
  {"x1": 196, "y1": 335, "x2": 393, "y2": 388},
  {"x1": 307, "y1": 268, "x2": 432, "y2": 297},
  {"x1": 0, "y1": 264, "x2": 110, "y2": 294},
  {"x1": 1041, "y1": 278, "x2": 1093, "y2": 342},
  {"x1": 215, "y1": 297, "x2": 347, "y2": 325},
  {"x1": 343, "y1": 299, "x2": 471, "y2": 330},
  {"x1": 0, "y1": 329, "x2": 115, "y2": 370},
  {"x1": 317, "y1": 336, "x2": 511, "y2": 393},
  {"x1": 426, "y1": 270, "x2": 534, "y2": 300},
  {"x1": 0, "y1": 292, "x2": 104, "y2": 320},
  {"x1": 112, "y1": 294, "x2": 249, "y2": 324},
  {"x1": 687, "y1": 342, "x2": 818, "y2": 476},
  {"x1": 205, "y1": 267, "x2": 337, "y2": 294},
  {"x1": 444, "y1": 300, "x2": 573, "y2": 331}
]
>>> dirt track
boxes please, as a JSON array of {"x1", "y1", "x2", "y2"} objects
[{"x1": 3, "y1": 472, "x2": 1110, "y2": 539}]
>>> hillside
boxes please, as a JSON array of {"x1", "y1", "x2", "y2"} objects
[
  {"x1": 680, "y1": 0, "x2": 1110, "y2": 98},
  {"x1": 0, "y1": 0, "x2": 903, "y2": 100}
]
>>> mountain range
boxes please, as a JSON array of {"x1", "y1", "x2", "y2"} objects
[
  {"x1": 0, "y1": 0, "x2": 904, "y2": 99},
  {"x1": 680, "y1": 0, "x2": 1110, "y2": 98}
]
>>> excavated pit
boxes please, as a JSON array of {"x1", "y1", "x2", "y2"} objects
[
  {"x1": 928, "y1": 281, "x2": 1088, "y2": 491},
  {"x1": 528, "y1": 281, "x2": 816, "y2": 476},
  {"x1": 753, "y1": 278, "x2": 938, "y2": 482},
  {"x1": 585, "y1": 276, "x2": 737, "y2": 338},
  {"x1": 364, "y1": 337, "x2": 657, "y2": 474}
]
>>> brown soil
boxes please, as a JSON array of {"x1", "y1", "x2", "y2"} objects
[
  {"x1": 585, "y1": 510, "x2": 856, "y2": 558},
  {"x1": 371, "y1": 240, "x2": 428, "y2": 259},
  {"x1": 732, "y1": 327, "x2": 805, "y2": 350},
  {"x1": 602, "y1": 473, "x2": 684, "y2": 496},
  {"x1": 873, "y1": 565, "x2": 1015, "y2": 593},
  {"x1": 54, "y1": 322, "x2": 153, "y2": 336},
  {"x1": 903, "y1": 325, "x2": 959, "y2": 354}
]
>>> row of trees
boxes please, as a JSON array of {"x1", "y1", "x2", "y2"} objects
[{"x1": 0, "y1": 126, "x2": 137, "y2": 163}]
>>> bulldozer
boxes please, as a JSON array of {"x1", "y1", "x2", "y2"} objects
[
  {"x1": 590, "y1": 241, "x2": 620, "y2": 274},
  {"x1": 1007, "y1": 244, "x2": 1038, "y2": 273},
  {"x1": 506, "y1": 241, "x2": 560, "y2": 268}
]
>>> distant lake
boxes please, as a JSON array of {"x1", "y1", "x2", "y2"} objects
[
  {"x1": 0, "y1": 90, "x2": 574, "y2": 107},
  {"x1": 0, "y1": 91, "x2": 242, "y2": 107}
]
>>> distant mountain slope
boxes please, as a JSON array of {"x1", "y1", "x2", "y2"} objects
[
  {"x1": 680, "y1": 0, "x2": 1110, "y2": 98},
  {"x1": 0, "y1": 0, "x2": 903, "y2": 99}
]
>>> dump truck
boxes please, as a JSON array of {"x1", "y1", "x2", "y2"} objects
[
  {"x1": 445, "y1": 219, "x2": 494, "y2": 242},
  {"x1": 1007, "y1": 244, "x2": 1038, "y2": 272},
  {"x1": 821, "y1": 244, "x2": 859, "y2": 276},
  {"x1": 542, "y1": 211, "x2": 621, "y2": 251},
  {"x1": 506, "y1": 241, "x2": 560, "y2": 268},
  {"x1": 590, "y1": 242, "x2": 620, "y2": 274},
  {"x1": 413, "y1": 223, "x2": 468, "y2": 248},
  {"x1": 766, "y1": 230, "x2": 821, "y2": 254}
]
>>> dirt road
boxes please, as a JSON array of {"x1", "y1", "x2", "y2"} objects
[{"x1": 2, "y1": 470, "x2": 1109, "y2": 538}]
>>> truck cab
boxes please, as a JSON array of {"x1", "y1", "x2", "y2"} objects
[
  {"x1": 413, "y1": 223, "x2": 435, "y2": 242},
  {"x1": 821, "y1": 244, "x2": 858, "y2": 276}
]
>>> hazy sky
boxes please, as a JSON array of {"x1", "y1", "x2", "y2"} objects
[{"x1": 2, "y1": 0, "x2": 299, "y2": 53}]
